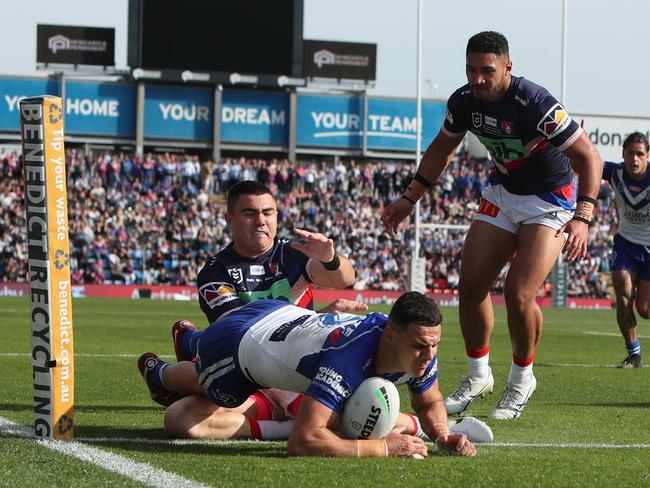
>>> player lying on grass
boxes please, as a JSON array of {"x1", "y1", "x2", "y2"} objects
[{"x1": 138, "y1": 292, "x2": 477, "y2": 457}]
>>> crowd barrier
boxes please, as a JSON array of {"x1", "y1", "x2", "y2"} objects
[{"x1": 0, "y1": 283, "x2": 612, "y2": 309}]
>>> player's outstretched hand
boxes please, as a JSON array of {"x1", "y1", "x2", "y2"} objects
[
  {"x1": 290, "y1": 228, "x2": 336, "y2": 262},
  {"x1": 556, "y1": 219, "x2": 589, "y2": 262},
  {"x1": 380, "y1": 198, "x2": 414, "y2": 237},
  {"x1": 435, "y1": 433, "x2": 476, "y2": 457},
  {"x1": 318, "y1": 299, "x2": 369, "y2": 314},
  {"x1": 385, "y1": 426, "x2": 429, "y2": 458}
]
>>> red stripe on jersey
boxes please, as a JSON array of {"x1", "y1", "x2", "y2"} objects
[
  {"x1": 478, "y1": 199, "x2": 500, "y2": 218},
  {"x1": 502, "y1": 139, "x2": 549, "y2": 171},
  {"x1": 551, "y1": 179, "x2": 575, "y2": 202}
]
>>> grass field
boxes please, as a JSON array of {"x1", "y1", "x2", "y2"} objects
[{"x1": 1, "y1": 296, "x2": 649, "y2": 487}]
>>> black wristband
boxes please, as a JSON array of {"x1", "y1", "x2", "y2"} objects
[
  {"x1": 571, "y1": 216, "x2": 591, "y2": 226},
  {"x1": 321, "y1": 254, "x2": 341, "y2": 271},
  {"x1": 577, "y1": 195, "x2": 597, "y2": 206},
  {"x1": 401, "y1": 194, "x2": 417, "y2": 205},
  {"x1": 414, "y1": 172, "x2": 434, "y2": 189}
]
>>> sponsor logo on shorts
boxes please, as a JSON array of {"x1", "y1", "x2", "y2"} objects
[
  {"x1": 537, "y1": 103, "x2": 571, "y2": 138},
  {"x1": 478, "y1": 198, "x2": 500, "y2": 218},
  {"x1": 209, "y1": 388, "x2": 239, "y2": 407},
  {"x1": 200, "y1": 282, "x2": 238, "y2": 309}
]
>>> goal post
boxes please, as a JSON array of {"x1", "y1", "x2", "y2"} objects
[
  {"x1": 19, "y1": 95, "x2": 75, "y2": 440},
  {"x1": 409, "y1": 222, "x2": 568, "y2": 306}
]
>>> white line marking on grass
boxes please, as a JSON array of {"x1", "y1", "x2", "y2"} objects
[
  {"x1": 0, "y1": 417, "x2": 211, "y2": 488},
  {"x1": 585, "y1": 331, "x2": 650, "y2": 339},
  {"x1": 2, "y1": 352, "x2": 644, "y2": 368},
  {"x1": 486, "y1": 442, "x2": 650, "y2": 449},
  {"x1": 71, "y1": 436, "x2": 650, "y2": 450},
  {"x1": 0, "y1": 353, "x2": 175, "y2": 360}
]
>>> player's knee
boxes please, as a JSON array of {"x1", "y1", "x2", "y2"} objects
[
  {"x1": 637, "y1": 305, "x2": 650, "y2": 320},
  {"x1": 458, "y1": 278, "x2": 490, "y2": 303},
  {"x1": 503, "y1": 284, "x2": 535, "y2": 313}
]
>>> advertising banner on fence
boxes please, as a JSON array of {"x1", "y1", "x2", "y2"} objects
[
  {"x1": 576, "y1": 113, "x2": 650, "y2": 162},
  {"x1": 366, "y1": 98, "x2": 445, "y2": 151},
  {"x1": 65, "y1": 81, "x2": 135, "y2": 137},
  {"x1": 221, "y1": 90, "x2": 289, "y2": 145},
  {"x1": 296, "y1": 93, "x2": 364, "y2": 148},
  {"x1": 0, "y1": 283, "x2": 613, "y2": 309},
  {"x1": 0, "y1": 78, "x2": 60, "y2": 131},
  {"x1": 143, "y1": 84, "x2": 213, "y2": 141}
]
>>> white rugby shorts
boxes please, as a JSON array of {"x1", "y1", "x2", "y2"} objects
[{"x1": 474, "y1": 183, "x2": 573, "y2": 235}]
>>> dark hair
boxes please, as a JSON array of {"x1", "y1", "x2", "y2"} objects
[
  {"x1": 466, "y1": 31, "x2": 509, "y2": 58},
  {"x1": 622, "y1": 132, "x2": 649, "y2": 152},
  {"x1": 388, "y1": 292, "x2": 442, "y2": 329},
  {"x1": 226, "y1": 180, "x2": 274, "y2": 212}
]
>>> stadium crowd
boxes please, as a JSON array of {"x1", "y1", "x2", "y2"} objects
[{"x1": 0, "y1": 147, "x2": 611, "y2": 297}]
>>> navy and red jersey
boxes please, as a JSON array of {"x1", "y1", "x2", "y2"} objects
[
  {"x1": 443, "y1": 75, "x2": 582, "y2": 195},
  {"x1": 197, "y1": 238, "x2": 313, "y2": 324}
]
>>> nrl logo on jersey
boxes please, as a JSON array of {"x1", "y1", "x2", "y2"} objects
[
  {"x1": 537, "y1": 103, "x2": 571, "y2": 138},
  {"x1": 472, "y1": 112, "x2": 482, "y2": 128},
  {"x1": 227, "y1": 268, "x2": 244, "y2": 284}
]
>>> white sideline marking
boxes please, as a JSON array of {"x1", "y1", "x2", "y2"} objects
[
  {"x1": 0, "y1": 417, "x2": 211, "y2": 488},
  {"x1": 585, "y1": 331, "x2": 650, "y2": 339}
]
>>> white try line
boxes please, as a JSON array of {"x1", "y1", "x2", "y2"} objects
[
  {"x1": 0, "y1": 417, "x2": 211, "y2": 488},
  {"x1": 52, "y1": 435, "x2": 650, "y2": 451}
]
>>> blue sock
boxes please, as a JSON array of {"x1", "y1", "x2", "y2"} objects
[
  {"x1": 626, "y1": 340, "x2": 641, "y2": 356},
  {"x1": 180, "y1": 329, "x2": 202, "y2": 359},
  {"x1": 148, "y1": 361, "x2": 170, "y2": 389}
]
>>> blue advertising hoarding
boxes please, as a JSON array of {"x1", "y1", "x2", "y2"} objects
[
  {"x1": 221, "y1": 90, "x2": 289, "y2": 145},
  {"x1": 143, "y1": 84, "x2": 213, "y2": 141},
  {"x1": 366, "y1": 98, "x2": 446, "y2": 151},
  {"x1": 0, "y1": 78, "x2": 60, "y2": 131},
  {"x1": 296, "y1": 94, "x2": 364, "y2": 148},
  {"x1": 65, "y1": 81, "x2": 135, "y2": 137}
]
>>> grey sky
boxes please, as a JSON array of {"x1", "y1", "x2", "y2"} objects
[{"x1": 2, "y1": 0, "x2": 648, "y2": 116}]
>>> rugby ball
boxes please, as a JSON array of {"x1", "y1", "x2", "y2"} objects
[{"x1": 340, "y1": 377, "x2": 400, "y2": 439}]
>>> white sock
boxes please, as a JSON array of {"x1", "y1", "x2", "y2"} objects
[
  {"x1": 468, "y1": 354, "x2": 490, "y2": 380},
  {"x1": 258, "y1": 420, "x2": 295, "y2": 440},
  {"x1": 507, "y1": 362, "x2": 533, "y2": 387},
  {"x1": 404, "y1": 414, "x2": 430, "y2": 441}
]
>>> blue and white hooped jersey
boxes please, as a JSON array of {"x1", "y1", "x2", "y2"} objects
[
  {"x1": 443, "y1": 76, "x2": 582, "y2": 197},
  {"x1": 603, "y1": 161, "x2": 650, "y2": 245},
  {"x1": 237, "y1": 301, "x2": 439, "y2": 413}
]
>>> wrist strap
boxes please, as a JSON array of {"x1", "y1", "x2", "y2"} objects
[
  {"x1": 571, "y1": 215, "x2": 591, "y2": 226},
  {"x1": 401, "y1": 194, "x2": 417, "y2": 205},
  {"x1": 577, "y1": 195, "x2": 597, "y2": 206},
  {"x1": 414, "y1": 172, "x2": 433, "y2": 189},
  {"x1": 321, "y1": 254, "x2": 341, "y2": 271}
]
